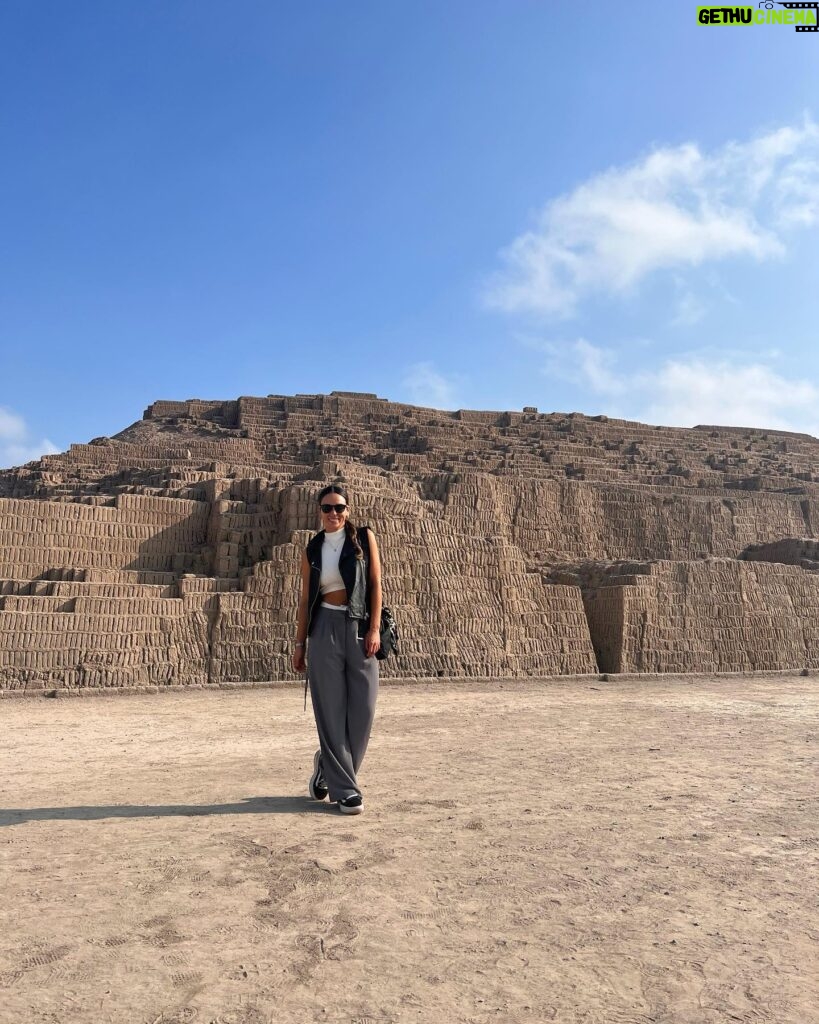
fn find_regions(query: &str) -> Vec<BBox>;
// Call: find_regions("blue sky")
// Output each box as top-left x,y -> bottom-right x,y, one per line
2,0 -> 818,468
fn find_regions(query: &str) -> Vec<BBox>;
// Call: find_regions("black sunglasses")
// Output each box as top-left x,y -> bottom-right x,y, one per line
320,503 -> 347,514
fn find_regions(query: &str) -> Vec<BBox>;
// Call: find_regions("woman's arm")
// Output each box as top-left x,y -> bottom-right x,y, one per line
364,529 -> 383,658
292,550 -> 310,673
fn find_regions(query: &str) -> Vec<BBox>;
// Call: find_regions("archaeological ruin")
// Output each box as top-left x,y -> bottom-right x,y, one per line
2,391 -> 819,692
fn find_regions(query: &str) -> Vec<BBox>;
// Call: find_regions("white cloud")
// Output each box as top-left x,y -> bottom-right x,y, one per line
643,359 -> 819,435
0,408 -> 26,442
542,340 -> 819,436
485,118 -> 819,317
670,291 -> 706,328
539,338 -> 625,396
401,362 -> 461,409
0,407 -> 60,469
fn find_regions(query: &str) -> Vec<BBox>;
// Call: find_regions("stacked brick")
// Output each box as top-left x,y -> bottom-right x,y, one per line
2,390 -> 819,690
0,601 -> 209,690
360,524 -> 596,679
210,539 -> 303,683
6,393 -> 819,502
581,559 -> 819,674
209,527 -> 597,683
437,476 -> 816,564
0,496 -> 209,578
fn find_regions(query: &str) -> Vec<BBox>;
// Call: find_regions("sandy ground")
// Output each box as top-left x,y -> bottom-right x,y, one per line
1,676 -> 817,1024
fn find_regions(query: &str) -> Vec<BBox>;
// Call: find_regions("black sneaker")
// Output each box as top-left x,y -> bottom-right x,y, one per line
337,794 -> 363,815
308,750 -> 328,801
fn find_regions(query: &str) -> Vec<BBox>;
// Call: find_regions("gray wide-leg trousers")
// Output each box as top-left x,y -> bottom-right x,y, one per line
307,607 -> 379,801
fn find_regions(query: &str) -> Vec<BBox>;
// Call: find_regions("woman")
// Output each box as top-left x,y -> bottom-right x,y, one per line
292,484 -> 382,815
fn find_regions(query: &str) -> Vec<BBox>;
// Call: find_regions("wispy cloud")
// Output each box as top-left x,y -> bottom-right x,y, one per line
401,362 -> 461,409
485,118 -> 819,318
541,340 -> 819,436
539,338 -> 626,396
642,358 -> 819,435
670,277 -> 707,328
0,407 -> 60,469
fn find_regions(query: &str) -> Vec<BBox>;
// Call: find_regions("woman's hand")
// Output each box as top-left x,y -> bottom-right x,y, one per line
364,627 -> 380,659
293,648 -> 306,673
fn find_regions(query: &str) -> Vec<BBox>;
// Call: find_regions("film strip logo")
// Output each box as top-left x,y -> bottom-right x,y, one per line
770,1 -> 819,31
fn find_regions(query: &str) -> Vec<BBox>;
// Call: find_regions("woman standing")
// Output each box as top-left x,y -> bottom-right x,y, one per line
292,485 -> 382,815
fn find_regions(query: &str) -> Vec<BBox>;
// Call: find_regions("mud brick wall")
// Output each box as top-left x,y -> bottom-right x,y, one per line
209,528 -> 597,684
441,476 -> 817,563
0,605 -> 209,690
3,390 -> 819,690
8,390 -> 819,505
0,496 -> 209,578
210,539 -> 303,684
584,559 -> 819,674
376,528 -> 596,679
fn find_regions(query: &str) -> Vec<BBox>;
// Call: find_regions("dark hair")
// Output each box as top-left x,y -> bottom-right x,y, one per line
317,484 -> 363,559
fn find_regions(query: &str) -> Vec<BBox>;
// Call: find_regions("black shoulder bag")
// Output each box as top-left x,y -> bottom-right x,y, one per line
358,526 -> 399,661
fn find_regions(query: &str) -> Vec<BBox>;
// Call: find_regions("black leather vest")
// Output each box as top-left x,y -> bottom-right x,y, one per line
305,526 -> 371,637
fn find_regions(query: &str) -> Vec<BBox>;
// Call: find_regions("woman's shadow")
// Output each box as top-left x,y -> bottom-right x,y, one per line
0,796 -> 339,826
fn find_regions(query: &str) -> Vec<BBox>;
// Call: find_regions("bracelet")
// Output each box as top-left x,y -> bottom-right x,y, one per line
294,641 -> 305,648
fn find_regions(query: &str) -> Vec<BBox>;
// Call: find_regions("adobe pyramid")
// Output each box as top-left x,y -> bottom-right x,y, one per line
2,391 -> 819,691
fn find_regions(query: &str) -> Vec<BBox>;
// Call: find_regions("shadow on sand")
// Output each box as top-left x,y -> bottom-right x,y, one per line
0,795 -> 338,826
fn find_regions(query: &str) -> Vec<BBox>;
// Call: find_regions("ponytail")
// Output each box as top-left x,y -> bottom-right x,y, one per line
344,518 -> 364,561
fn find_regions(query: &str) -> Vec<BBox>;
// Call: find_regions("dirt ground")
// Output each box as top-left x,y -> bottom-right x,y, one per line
1,675 -> 817,1024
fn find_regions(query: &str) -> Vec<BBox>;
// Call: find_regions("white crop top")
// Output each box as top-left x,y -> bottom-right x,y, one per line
320,529 -> 346,596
